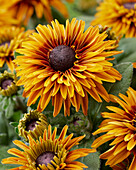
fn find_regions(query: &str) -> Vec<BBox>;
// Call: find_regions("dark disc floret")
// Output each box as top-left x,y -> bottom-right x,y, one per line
49,45 -> 76,71
123,2 -> 136,9
25,119 -> 39,131
36,151 -> 56,166
1,79 -> 13,90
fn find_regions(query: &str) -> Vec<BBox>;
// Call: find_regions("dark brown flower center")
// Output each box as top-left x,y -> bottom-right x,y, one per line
25,119 -> 39,131
0,41 -> 10,47
49,45 -> 76,71
1,79 -> 13,90
123,2 -> 136,9
36,152 -> 55,166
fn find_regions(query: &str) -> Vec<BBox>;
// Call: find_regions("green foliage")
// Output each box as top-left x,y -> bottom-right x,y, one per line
0,144 -> 18,170
88,62 -> 133,131
74,139 -> 100,170
83,152 -> 100,170
115,38 -> 136,63
0,112 -> 8,145
1,1 -> 136,170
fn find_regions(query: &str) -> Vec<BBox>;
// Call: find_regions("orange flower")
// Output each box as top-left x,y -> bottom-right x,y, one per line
92,87 -> 136,170
0,0 -> 18,27
2,125 -> 95,169
92,0 -> 136,37
15,18 -> 122,117
0,26 -> 33,72
3,0 -> 73,25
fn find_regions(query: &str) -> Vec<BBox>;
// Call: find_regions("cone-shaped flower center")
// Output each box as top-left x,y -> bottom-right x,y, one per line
123,2 -> 136,9
36,151 -> 55,166
25,119 -> 38,131
0,41 -> 10,47
49,45 -> 76,71
1,79 -> 13,89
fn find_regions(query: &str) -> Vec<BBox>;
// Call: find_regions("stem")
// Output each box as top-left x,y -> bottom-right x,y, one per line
15,96 -> 27,113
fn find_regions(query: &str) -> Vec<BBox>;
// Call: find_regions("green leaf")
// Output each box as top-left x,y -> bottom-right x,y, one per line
15,127 -> 19,134
14,51 -> 23,59
10,122 -> 18,127
1,97 -> 8,110
75,139 -> 100,170
88,62 -> 133,127
83,151 -> 100,170
115,38 -> 136,63
0,145 -> 18,169
5,98 -> 14,119
0,133 -> 7,137
107,62 -> 133,96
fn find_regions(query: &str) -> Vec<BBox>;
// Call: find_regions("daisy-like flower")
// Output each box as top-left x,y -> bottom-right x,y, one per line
0,1 -> 18,27
91,0 -> 136,38
18,110 -> 48,141
0,26 -> 33,72
91,87 -> 136,170
15,18 -> 122,117
0,12 -> 18,27
0,70 -> 18,96
3,0 -> 73,26
2,124 -> 96,169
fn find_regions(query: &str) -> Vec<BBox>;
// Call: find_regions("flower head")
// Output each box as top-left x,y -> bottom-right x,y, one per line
2,124 -> 96,169
0,26 -> 33,72
18,110 -> 48,141
92,0 -> 136,38
0,1 -> 18,27
3,0 -> 73,25
0,71 -> 18,96
91,87 -> 136,170
15,18 -> 122,117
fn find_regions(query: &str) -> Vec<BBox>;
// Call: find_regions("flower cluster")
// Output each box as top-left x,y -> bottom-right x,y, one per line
92,0 -> 136,37
1,0 -> 136,169
2,124 -> 96,169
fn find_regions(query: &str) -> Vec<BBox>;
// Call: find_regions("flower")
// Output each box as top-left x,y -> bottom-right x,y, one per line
0,11 -> 18,27
2,124 -> 96,169
18,110 -> 48,141
67,111 -> 91,138
91,0 -> 136,38
15,18 -> 122,117
3,0 -> 73,25
0,70 -> 18,96
0,1 -> 18,27
133,62 -> 136,68
0,26 -> 33,72
91,87 -> 136,170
